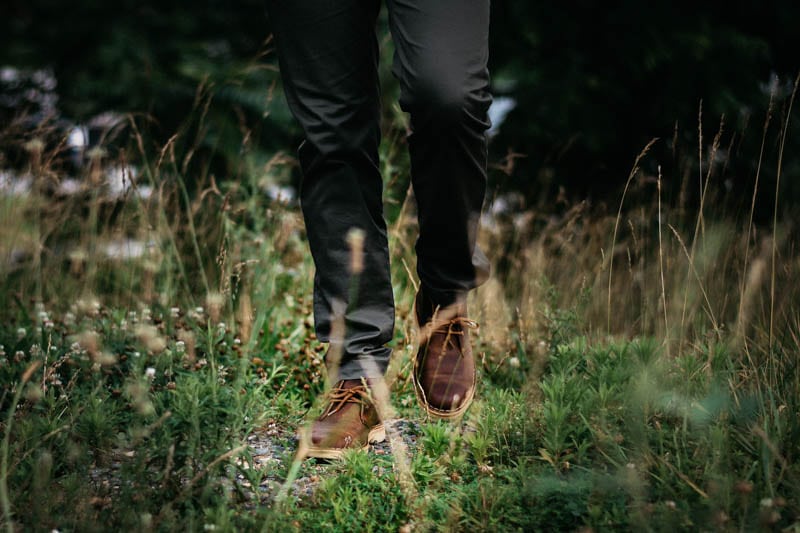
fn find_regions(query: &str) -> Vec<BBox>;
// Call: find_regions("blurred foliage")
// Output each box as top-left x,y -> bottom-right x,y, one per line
1,0 -> 798,213
489,1 -> 800,217
1,0 -> 296,180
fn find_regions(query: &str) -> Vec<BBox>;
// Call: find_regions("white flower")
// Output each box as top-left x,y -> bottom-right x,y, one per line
508,356 -> 521,368
17,328 -> 26,340
145,367 -> 156,379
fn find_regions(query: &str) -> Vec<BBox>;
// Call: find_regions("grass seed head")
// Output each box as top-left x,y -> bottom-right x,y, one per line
135,324 -> 167,353
207,291 -> 225,323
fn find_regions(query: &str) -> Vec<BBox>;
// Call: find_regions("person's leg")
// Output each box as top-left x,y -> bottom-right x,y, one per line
387,0 -> 491,418
267,0 -> 394,381
386,0 -> 492,309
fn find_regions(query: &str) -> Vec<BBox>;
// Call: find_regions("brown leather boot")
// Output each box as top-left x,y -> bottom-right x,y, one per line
413,290 -> 477,419
305,379 -> 386,459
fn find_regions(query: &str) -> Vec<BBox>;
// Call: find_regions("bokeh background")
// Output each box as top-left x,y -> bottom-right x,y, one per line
2,0 -> 798,217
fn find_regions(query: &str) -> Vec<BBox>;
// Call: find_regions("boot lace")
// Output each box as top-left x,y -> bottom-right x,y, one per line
428,317 -> 478,355
321,381 -> 369,418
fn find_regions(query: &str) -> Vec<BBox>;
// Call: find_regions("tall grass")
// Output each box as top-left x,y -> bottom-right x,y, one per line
1,73 -> 799,530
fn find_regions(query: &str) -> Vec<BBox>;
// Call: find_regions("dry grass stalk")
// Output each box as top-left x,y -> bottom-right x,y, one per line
608,138 -> 658,331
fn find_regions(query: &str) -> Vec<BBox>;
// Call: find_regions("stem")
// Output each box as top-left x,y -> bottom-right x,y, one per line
770,73 -> 799,348
1,362 -> 41,533
657,167 -> 669,356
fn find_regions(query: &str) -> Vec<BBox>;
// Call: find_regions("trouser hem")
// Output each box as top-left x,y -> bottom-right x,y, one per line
329,347 -> 393,381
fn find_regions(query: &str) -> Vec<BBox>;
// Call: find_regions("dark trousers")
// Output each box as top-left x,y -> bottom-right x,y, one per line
268,0 -> 491,380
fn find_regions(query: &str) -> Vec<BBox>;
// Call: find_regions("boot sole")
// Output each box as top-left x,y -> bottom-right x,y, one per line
412,371 -> 475,420
305,424 -> 386,460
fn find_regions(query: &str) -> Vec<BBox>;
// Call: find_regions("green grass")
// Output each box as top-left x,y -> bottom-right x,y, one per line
2,89 -> 800,531
3,298 -> 797,531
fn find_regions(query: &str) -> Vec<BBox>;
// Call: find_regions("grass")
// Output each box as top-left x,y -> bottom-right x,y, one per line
1,79 -> 800,531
